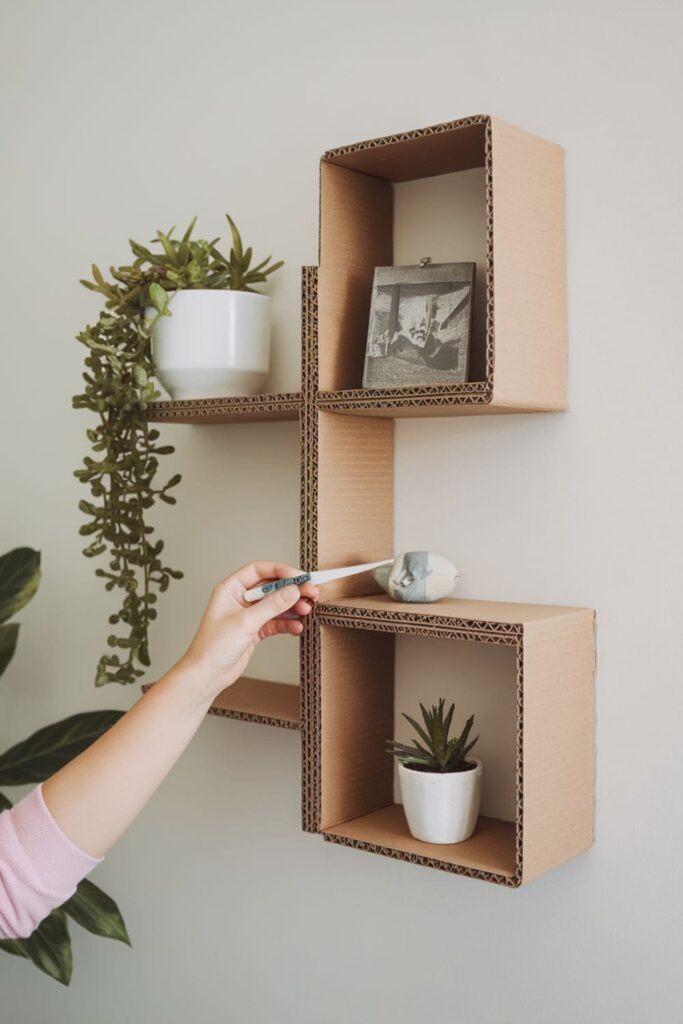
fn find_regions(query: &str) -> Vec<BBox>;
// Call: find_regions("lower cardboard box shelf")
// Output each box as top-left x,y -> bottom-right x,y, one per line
323,806 -> 516,880
314,594 -> 596,886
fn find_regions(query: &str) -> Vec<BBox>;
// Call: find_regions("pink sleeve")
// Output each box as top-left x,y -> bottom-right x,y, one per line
0,785 -> 102,940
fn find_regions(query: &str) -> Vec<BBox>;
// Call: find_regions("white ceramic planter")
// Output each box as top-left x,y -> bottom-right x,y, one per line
148,289 -> 271,399
398,758 -> 483,844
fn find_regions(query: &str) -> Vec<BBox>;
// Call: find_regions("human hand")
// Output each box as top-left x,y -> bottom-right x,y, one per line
176,561 -> 318,702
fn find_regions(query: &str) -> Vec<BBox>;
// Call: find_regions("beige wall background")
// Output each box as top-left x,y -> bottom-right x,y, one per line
1,1 -> 682,1020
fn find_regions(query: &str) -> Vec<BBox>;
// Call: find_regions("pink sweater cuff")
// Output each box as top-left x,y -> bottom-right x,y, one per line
13,785 -> 102,886
0,785 -> 102,939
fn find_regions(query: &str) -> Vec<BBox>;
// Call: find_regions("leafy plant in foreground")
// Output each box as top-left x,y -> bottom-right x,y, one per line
387,698 -> 478,773
0,548 -> 129,984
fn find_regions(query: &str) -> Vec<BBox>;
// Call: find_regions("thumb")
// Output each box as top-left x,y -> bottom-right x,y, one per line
241,584 -> 301,634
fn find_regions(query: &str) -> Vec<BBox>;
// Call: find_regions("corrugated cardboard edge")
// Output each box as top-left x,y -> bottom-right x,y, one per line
300,267 -> 321,831
147,393 -> 303,423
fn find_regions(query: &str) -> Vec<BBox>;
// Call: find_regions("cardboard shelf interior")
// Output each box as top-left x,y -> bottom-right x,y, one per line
324,806 -> 517,878
317,612 -> 522,878
146,392 -> 303,424
209,677 -> 300,729
318,120 -> 489,395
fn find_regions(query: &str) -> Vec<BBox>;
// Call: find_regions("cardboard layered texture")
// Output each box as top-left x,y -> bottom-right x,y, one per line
314,597 -> 594,886
209,677 -> 300,730
317,115 -> 566,416
147,392 -> 302,423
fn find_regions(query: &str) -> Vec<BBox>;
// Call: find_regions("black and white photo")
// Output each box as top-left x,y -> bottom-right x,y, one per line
362,262 -> 476,388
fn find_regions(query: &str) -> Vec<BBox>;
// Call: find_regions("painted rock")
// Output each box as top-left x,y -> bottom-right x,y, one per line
374,551 -> 460,603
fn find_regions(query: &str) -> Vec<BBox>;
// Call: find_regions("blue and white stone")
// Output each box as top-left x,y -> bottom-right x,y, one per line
373,551 -> 460,603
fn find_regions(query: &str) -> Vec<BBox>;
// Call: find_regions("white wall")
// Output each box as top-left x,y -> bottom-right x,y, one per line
1,1 -> 682,1021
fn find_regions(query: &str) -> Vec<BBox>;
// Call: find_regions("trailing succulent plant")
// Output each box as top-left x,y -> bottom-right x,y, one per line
0,548 -> 129,985
387,698 -> 478,773
74,216 -> 284,686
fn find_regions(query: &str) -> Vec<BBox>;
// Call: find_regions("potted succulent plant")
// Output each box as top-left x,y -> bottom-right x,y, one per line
388,699 -> 482,844
141,215 -> 284,399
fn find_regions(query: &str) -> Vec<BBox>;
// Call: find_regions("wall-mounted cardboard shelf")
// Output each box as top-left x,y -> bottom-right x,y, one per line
143,677 -> 300,730
313,596 -> 595,887
317,115 -> 567,417
140,116 -> 594,886
209,677 -> 300,730
147,392 -> 302,424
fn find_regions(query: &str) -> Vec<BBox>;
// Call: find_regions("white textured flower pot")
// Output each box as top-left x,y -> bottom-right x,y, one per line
398,759 -> 483,844
148,289 -> 270,399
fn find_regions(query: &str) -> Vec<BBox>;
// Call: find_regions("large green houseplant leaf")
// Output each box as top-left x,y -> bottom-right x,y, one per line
0,547 -> 130,985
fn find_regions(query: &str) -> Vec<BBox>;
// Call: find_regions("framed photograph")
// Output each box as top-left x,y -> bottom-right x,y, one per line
362,262 -> 476,389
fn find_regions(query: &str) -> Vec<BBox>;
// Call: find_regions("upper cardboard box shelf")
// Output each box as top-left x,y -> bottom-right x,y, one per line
146,392 -> 302,424
317,115 -> 567,417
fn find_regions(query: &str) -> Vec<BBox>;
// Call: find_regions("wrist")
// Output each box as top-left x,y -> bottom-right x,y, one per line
164,654 -> 220,711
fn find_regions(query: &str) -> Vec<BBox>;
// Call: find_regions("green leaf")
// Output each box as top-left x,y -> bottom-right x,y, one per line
63,879 -> 130,946
0,791 -> 13,811
225,214 -> 243,261
402,713 -> 432,752
0,622 -> 20,679
0,548 -> 41,624
0,909 -> 73,985
181,216 -> 197,243
148,283 -> 169,314
0,710 -> 124,785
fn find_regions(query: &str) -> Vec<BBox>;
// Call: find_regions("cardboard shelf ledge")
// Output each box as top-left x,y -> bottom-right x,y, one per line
323,806 -> 518,880
317,593 -> 591,632
146,392 -> 303,424
209,677 -> 300,729
142,676 -> 300,729
316,383 -> 500,418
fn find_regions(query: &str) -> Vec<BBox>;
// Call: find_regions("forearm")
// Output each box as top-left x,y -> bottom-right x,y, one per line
42,660 -> 211,859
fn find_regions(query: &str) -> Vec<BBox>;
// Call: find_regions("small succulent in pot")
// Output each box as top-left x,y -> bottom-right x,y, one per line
388,699 -> 483,844
140,215 -> 285,400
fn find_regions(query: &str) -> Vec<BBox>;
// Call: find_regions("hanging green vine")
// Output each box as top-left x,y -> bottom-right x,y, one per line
73,216 -> 283,686
73,250 -> 181,686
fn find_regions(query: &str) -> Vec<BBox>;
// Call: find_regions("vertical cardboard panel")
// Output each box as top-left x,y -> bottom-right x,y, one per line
321,625 -> 394,829
490,117 -> 567,410
521,610 -> 595,882
319,162 -> 393,391
317,411 -> 394,600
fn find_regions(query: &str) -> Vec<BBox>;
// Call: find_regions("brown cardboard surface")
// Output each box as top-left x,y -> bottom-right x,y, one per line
316,411 -> 393,601
489,117 -> 567,410
317,113 -> 567,415
319,594 -> 591,628
142,677 -> 300,730
319,163 -> 392,391
320,625 -> 394,829
520,611 -> 595,882
209,677 -> 300,729
324,806 -> 517,879
147,393 -> 302,423
323,118 -> 487,182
